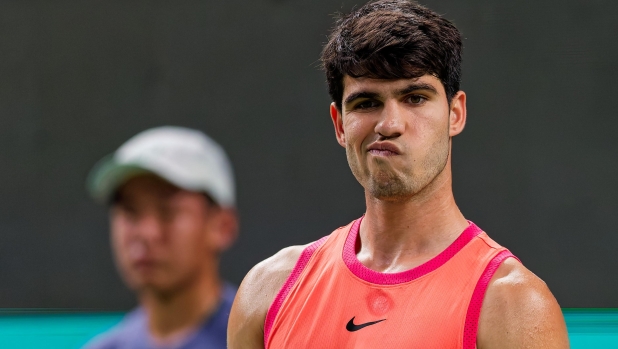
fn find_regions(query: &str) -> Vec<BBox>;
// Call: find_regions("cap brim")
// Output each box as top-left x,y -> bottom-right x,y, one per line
87,154 -> 151,204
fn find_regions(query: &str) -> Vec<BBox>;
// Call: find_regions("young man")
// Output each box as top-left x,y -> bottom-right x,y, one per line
84,126 -> 239,349
228,1 -> 569,348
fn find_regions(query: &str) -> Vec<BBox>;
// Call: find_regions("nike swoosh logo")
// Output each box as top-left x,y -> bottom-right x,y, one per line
345,316 -> 386,332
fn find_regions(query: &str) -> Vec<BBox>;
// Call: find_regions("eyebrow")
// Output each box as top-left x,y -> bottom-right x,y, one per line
343,82 -> 439,106
395,83 -> 439,96
343,91 -> 380,106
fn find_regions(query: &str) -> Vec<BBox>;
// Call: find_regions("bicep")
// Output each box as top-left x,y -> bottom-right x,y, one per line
477,259 -> 569,349
227,270 -> 267,349
227,306 -> 264,348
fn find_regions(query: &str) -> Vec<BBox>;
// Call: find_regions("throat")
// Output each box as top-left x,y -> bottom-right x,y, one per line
355,214 -> 468,274
356,235 -> 445,273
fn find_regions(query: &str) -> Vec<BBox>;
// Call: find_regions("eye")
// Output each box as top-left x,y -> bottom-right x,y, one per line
406,94 -> 427,105
114,204 -> 140,223
353,99 -> 380,110
118,204 -> 137,216
158,205 -> 178,223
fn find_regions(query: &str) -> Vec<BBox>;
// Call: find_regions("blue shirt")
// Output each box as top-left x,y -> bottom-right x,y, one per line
83,283 -> 236,349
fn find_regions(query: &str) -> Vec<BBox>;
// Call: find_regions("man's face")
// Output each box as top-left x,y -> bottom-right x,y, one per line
331,74 -> 466,201
110,175 -> 216,295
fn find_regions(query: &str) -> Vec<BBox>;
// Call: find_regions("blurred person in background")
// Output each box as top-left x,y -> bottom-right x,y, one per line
83,126 -> 238,349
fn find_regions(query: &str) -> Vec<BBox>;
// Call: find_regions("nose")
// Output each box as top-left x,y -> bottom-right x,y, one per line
132,213 -> 164,243
374,100 -> 405,139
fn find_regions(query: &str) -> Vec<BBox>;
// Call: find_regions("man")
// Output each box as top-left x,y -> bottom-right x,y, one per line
228,1 -> 569,348
84,126 -> 238,349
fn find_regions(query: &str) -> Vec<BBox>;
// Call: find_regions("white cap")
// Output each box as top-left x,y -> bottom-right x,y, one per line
87,126 -> 235,207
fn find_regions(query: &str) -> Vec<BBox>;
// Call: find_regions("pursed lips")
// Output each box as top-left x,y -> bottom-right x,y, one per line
132,258 -> 157,270
366,142 -> 401,157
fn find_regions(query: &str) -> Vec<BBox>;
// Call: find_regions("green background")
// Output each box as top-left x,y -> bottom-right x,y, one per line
0,309 -> 616,348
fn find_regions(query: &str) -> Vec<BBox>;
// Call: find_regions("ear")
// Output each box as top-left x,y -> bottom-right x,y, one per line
449,91 -> 467,137
330,103 -> 346,147
207,208 -> 239,252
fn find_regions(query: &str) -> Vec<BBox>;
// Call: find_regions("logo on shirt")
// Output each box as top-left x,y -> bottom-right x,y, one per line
345,316 -> 386,332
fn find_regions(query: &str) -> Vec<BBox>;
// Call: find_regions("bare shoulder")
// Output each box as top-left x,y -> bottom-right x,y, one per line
233,244 -> 306,319
477,258 -> 570,349
227,244 -> 307,349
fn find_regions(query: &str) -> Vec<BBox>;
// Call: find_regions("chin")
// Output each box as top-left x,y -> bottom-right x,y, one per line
368,180 -> 411,200
125,271 -> 170,292
133,281 -> 178,296
366,170 -> 429,201
370,188 -> 415,202
127,277 -> 158,291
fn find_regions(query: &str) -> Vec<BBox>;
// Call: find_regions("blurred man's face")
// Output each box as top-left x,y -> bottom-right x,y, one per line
110,175 -> 217,296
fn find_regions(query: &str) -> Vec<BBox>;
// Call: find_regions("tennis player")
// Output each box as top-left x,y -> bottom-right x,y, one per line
228,1 -> 569,348
84,126 -> 238,349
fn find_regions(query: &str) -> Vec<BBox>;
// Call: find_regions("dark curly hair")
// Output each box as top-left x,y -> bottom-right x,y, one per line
321,0 -> 463,110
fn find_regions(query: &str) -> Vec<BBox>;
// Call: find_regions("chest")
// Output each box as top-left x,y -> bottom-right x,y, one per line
267,265 -> 477,349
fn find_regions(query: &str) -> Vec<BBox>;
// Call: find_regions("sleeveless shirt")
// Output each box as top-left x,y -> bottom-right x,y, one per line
264,218 -> 517,349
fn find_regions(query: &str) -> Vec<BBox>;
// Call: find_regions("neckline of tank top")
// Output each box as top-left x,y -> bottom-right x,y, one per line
342,217 -> 483,285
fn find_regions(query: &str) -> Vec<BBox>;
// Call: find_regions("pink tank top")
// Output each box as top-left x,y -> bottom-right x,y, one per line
264,218 -> 517,348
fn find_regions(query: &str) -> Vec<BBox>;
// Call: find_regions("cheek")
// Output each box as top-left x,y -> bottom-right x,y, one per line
110,218 -> 129,257
172,214 -> 203,240
169,215 -> 207,255
413,110 -> 450,145
109,220 -> 136,279
344,116 -> 372,149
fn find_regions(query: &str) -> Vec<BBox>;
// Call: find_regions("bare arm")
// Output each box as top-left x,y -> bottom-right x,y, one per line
227,245 -> 305,349
477,258 -> 570,349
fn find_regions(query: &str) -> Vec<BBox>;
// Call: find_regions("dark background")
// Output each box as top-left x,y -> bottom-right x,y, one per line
0,0 -> 616,309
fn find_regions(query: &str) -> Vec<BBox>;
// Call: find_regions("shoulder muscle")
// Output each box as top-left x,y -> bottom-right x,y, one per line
477,258 -> 569,349
227,244 -> 306,349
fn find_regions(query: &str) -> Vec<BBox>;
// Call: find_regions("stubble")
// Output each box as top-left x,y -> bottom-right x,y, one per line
346,134 -> 450,202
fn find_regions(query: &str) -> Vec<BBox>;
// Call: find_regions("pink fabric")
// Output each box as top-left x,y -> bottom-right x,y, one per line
462,250 -> 519,349
263,235 -> 329,348
342,217 -> 483,285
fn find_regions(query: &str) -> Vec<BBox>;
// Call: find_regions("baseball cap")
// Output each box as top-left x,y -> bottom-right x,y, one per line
87,126 -> 235,207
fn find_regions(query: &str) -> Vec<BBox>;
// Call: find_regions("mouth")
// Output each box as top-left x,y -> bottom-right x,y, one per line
367,142 -> 400,157
132,258 -> 158,271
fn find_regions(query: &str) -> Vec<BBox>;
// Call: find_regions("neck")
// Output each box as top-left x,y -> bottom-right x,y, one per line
359,160 -> 468,273
139,259 -> 222,342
